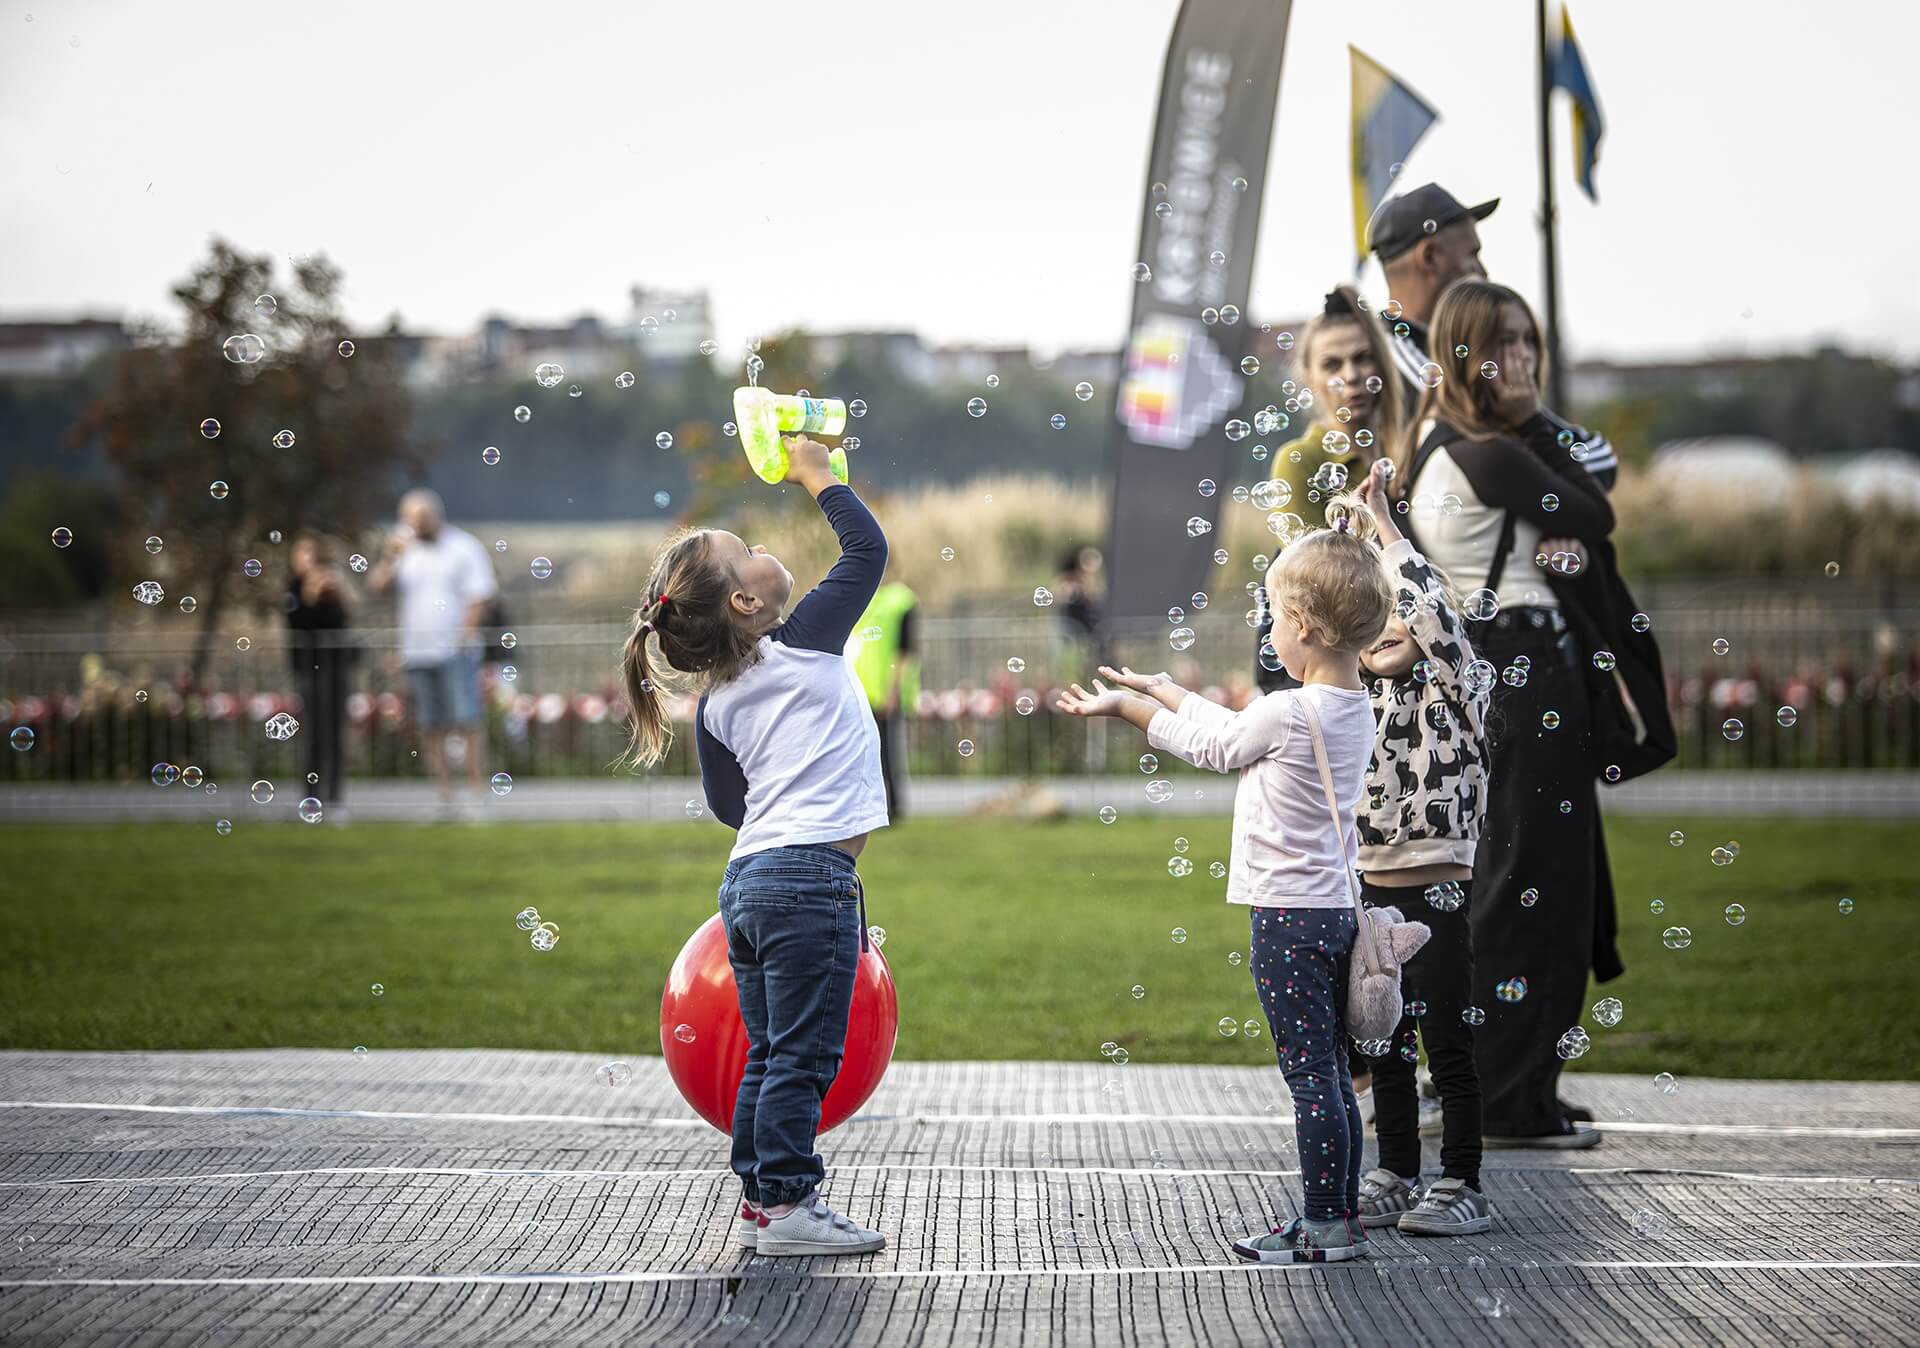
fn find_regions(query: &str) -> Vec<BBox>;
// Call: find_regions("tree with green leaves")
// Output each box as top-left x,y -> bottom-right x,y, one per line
70,239 -> 434,681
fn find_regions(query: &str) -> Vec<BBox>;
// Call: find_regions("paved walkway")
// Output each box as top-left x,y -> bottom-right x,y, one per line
0,1051 -> 1914,1345
6,770 -> 1919,823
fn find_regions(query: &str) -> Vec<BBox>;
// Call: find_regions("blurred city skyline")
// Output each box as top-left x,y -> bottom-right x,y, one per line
4,0 -> 1917,363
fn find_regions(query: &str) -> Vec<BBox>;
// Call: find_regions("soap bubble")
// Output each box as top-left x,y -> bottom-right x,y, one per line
530,556 -> 553,580
1213,548 -> 1230,565
370,982 -> 384,997
531,922 -> 560,952
51,526 -> 73,548
200,418 -> 222,439
481,446 -> 500,466
1014,695 -> 1036,715
1668,830 -> 1684,847
685,799 -> 705,819
1520,886 -> 1540,907
1210,861 -> 1226,878
1185,516 -> 1212,538
514,405 -> 531,423
1171,927 -> 1188,944
243,559 -> 262,577
180,765 -> 204,788
1406,1000 -> 1427,1017
254,293 -> 277,318
133,580 -> 165,605
10,726 -> 34,751
221,333 -> 266,364
150,761 -> 178,786
1541,710 -> 1561,730
941,547 -> 956,562
250,780 -> 275,804
1649,899 -> 1665,915
1541,492 -> 1560,512
1661,926 -> 1693,949
490,772 -> 513,797
1424,881 -> 1465,912
298,796 -> 323,824
1098,805 -> 1118,824
515,906 -> 541,931
1711,845 -> 1735,866
1495,977 -> 1528,1003
1630,1208 -> 1669,1239
654,431 -> 673,450
215,818 -> 231,835
1711,637 -> 1730,656
1462,1006 -> 1487,1026
1631,612 -> 1652,633
1048,413 -> 1067,431
598,1061 -> 633,1088
1073,381 -> 1095,402
1145,779 -> 1173,804
1654,1071 -> 1677,1094
614,371 -> 635,389
272,429 -> 296,450
534,362 -> 565,387
1592,996 -> 1624,1028
1839,897 -> 1855,915
1130,984 -> 1146,1000
1167,856 -> 1193,877
867,925 -> 887,949
1555,1026 -> 1591,1060
1418,361 -> 1443,389
338,340 -> 355,358
264,712 -> 300,740
1198,478 -> 1217,497
1138,753 -> 1159,774
1006,656 -> 1026,674
673,1024 -> 697,1044
1724,903 -> 1746,926
1169,626 -> 1196,651
1217,1017 -> 1239,1038
1592,650 -> 1616,672
347,553 -> 368,574
957,739 -> 975,757
1239,355 -> 1260,376
966,397 -> 988,417
1721,718 -> 1745,741
1776,705 -> 1798,727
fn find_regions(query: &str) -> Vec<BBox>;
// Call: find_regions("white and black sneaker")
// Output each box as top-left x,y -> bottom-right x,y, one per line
1357,1168 -> 1422,1228
1397,1177 -> 1493,1236
755,1194 -> 886,1256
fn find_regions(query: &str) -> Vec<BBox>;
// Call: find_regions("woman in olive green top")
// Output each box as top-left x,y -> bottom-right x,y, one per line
1268,285 -> 1408,517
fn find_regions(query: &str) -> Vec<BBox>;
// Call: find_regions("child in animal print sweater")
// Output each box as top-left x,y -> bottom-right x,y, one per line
1348,462 -> 1494,1237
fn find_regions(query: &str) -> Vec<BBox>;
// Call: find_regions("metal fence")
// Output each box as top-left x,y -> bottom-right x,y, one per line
2,579 -> 1916,787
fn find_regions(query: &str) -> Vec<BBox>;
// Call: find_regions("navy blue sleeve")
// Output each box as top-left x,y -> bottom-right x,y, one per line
694,697 -> 747,830
771,483 -> 888,654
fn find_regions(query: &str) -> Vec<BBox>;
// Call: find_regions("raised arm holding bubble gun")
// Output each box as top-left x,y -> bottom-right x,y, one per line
619,432 -> 889,1257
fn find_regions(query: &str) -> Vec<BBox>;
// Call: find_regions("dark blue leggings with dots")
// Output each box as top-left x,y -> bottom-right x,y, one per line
1250,906 -> 1363,1222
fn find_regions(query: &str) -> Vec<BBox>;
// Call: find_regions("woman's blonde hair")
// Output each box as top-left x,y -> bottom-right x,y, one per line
618,530 -> 763,769
1292,284 -> 1408,474
1388,278 -> 1546,490
1266,529 -> 1394,655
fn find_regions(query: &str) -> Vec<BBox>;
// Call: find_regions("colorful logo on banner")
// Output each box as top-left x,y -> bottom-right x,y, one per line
1117,314 -> 1241,451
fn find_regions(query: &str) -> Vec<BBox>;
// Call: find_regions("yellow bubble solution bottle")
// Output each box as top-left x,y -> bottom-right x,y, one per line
732,388 -> 849,485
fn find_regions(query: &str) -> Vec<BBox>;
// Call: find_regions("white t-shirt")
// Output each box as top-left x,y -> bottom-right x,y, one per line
1148,684 -> 1375,908
393,525 -> 499,667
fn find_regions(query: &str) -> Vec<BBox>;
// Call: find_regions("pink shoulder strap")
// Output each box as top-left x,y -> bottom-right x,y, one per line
1297,692 -> 1384,977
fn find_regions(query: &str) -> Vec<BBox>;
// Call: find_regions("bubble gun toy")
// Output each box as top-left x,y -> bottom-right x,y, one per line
732,388 -> 849,485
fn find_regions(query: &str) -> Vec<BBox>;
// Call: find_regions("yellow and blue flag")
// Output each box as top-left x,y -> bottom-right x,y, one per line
1349,46 -> 1439,265
1551,5 -> 1605,201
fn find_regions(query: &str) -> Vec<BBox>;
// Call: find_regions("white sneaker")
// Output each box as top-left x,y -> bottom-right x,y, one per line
755,1194 -> 886,1256
736,1199 -> 761,1249
1354,1085 -> 1376,1126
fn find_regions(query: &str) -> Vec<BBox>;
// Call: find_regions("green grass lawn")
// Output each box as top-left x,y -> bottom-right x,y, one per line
5,814 -> 1912,1080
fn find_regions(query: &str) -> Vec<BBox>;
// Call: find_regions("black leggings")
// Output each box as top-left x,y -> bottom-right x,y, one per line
1362,879 -> 1482,1190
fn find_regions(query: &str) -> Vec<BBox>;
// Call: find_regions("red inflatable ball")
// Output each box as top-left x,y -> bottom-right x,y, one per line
659,913 -> 898,1136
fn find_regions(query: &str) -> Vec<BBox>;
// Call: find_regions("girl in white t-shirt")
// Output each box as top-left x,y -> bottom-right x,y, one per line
1057,528 -> 1394,1264
618,436 -> 889,1258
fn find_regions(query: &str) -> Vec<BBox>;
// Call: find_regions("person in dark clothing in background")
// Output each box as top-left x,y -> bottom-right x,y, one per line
286,535 -> 355,811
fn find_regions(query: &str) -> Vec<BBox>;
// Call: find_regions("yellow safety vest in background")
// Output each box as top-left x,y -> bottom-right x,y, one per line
851,581 -> 919,712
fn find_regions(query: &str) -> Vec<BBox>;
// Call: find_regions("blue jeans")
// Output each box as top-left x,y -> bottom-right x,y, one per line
1250,906 -> 1363,1222
717,844 -> 864,1207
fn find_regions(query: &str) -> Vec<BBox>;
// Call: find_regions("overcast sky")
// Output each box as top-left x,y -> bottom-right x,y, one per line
4,0 -> 1915,365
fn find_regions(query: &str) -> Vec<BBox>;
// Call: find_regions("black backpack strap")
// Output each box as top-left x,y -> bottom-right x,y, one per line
1400,422 -> 1518,598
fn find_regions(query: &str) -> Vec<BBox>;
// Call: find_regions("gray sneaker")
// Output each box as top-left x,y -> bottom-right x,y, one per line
1397,1177 -> 1493,1236
755,1194 -> 886,1256
1357,1168 -> 1422,1228
1231,1215 -> 1365,1264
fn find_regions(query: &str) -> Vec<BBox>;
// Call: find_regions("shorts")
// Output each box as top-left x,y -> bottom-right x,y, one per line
406,653 -> 481,728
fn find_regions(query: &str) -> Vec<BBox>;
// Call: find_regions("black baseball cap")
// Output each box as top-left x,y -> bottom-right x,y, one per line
1368,184 -> 1499,262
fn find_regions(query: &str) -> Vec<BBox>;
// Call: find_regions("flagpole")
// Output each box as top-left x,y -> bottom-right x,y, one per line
1535,0 -> 1568,412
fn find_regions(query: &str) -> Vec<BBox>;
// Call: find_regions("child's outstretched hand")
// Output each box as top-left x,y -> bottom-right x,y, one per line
1098,665 -> 1170,693
1055,679 -> 1132,718
1356,459 -> 1404,544
782,434 -> 835,488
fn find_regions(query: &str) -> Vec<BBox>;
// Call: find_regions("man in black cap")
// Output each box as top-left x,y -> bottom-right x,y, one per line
1369,183 -> 1616,485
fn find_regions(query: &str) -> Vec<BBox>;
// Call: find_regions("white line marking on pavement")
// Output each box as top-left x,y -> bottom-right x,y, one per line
4,1099 -> 1918,1139
5,1162 -> 1911,1191
2,1260 -> 1918,1291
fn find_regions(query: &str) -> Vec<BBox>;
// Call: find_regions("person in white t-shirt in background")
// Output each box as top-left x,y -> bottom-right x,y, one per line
370,489 -> 499,812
